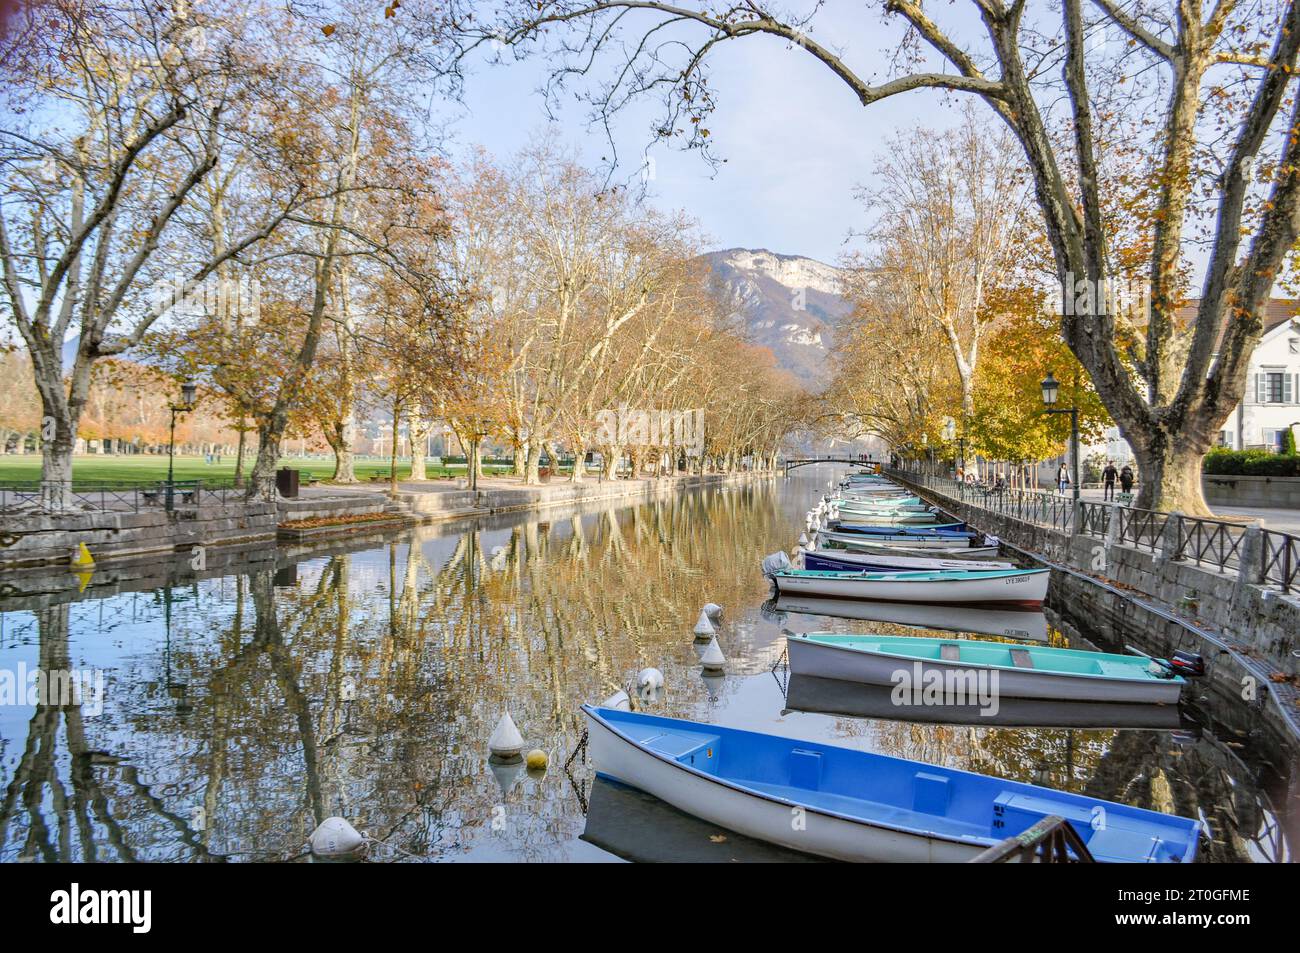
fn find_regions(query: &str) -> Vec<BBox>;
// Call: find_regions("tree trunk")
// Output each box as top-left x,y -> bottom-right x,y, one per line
1133,442 -> 1209,514
408,412 -> 429,481
324,418 -> 358,483
38,420 -> 74,511
525,442 -> 540,485
247,421 -> 283,502
234,419 -> 248,489
470,437 -> 483,483
31,347 -> 91,510
389,410 -> 400,497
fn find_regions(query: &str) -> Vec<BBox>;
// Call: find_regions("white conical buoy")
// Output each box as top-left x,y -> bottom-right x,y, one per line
693,609 -> 716,640
798,532 -> 809,546
700,636 -> 726,673
489,711 -> 525,763
703,602 -> 723,621
309,817 -> 366,858
601,689 -> 632,711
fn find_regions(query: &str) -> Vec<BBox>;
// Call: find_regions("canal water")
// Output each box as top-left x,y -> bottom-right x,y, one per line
0,472 -> 1291,862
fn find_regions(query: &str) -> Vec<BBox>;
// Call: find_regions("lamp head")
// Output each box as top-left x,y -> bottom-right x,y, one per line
1040,371 -> 1060,407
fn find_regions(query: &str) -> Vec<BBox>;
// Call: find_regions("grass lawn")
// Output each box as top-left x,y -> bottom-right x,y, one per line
0,454 -> 518,487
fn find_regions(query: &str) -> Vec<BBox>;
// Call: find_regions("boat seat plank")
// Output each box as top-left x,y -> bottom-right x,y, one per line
1009,649 -> 1034,669
789,749 -> 823,790
940,644 -> 961,661
1086,828 -> 1162,863
637,729 -> 720,760
1095,659 -> 1146,679
744,780 -> 987,839
913,772 -> 951,815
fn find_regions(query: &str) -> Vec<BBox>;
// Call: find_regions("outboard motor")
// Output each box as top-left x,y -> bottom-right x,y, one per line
1150,651 -> 1206,679
1168,651 -> 1206,677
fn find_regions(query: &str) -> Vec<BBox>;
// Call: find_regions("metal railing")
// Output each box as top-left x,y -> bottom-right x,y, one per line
970,815 -> 1095,863
1261,530 -> 1299,593
0,480 -> 247,515
888,466 -> 1300,593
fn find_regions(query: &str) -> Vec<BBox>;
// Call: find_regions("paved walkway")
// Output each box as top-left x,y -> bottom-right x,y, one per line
1041,486 -> 1300,534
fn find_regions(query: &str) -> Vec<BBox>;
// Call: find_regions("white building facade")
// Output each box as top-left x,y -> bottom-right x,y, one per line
1222,315 -> 1300,451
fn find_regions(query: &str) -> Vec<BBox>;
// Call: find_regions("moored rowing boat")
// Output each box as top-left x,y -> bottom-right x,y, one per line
767,566 -> 1050,605
786,633 -> 1185,703
582,705 -> 1200,862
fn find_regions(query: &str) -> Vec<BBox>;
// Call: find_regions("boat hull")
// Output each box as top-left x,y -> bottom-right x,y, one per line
786,637 -> 1183,704
772,569 -> 1049,605
771,595 -> 1049,641
784,675 -> 1186,729
584,710 -> 987,862
832,521 -> 970,536
583,706 -> 1199,863
831,512 -> 940,525
817,530 -> 984,551
802,550 -> 1015,573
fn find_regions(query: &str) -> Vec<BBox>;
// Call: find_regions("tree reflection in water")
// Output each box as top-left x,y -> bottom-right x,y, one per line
0,479 -> 1291,862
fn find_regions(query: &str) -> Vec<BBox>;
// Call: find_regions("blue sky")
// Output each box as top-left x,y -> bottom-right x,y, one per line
436,14 -> 971,265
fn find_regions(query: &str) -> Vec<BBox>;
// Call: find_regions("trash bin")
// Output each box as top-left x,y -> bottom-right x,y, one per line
276,468 -> 300,498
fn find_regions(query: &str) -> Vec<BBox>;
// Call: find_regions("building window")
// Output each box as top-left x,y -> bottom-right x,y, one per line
1263,430 -> 1288,452
1290,338 -> 1300,354
1217,430 -> 1232,448
1257,371 -> 1294,404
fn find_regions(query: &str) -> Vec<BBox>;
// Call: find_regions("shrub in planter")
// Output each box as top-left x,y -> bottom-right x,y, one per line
1202,448 -> 1300,476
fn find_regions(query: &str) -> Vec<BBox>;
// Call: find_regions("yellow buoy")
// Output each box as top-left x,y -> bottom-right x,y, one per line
71,542 -> 95,568
525,749 -> 548,771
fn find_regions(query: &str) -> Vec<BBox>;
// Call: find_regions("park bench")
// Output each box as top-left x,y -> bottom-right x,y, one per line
141,485 -> 197,506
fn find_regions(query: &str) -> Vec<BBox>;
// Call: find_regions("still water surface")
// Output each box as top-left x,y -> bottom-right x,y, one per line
0,473 -> 1291,862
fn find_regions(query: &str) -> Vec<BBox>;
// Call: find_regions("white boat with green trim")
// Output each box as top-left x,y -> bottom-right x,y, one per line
768,567 -> 1049,605
786,634 -> 1187,704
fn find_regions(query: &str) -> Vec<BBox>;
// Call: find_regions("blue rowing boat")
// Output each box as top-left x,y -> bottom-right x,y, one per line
582,706 -> 1201,862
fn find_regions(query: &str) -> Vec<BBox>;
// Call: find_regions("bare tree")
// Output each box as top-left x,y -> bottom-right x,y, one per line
445,0 -> 1300,513
864,108 -> 1028,418
0,2 -> 311,507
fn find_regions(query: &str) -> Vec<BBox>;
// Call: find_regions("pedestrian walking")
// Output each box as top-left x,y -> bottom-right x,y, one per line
1119,464 -> 1135,495
1057,463 -> 1069,495
1102,460 -> 1118,501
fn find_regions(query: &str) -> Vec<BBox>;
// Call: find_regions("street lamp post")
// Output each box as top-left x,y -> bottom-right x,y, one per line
166,380 -> 198,511
1040,372 -> 1080,504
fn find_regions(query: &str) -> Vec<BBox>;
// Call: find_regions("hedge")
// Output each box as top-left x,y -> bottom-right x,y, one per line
1202,448 -> 1300,476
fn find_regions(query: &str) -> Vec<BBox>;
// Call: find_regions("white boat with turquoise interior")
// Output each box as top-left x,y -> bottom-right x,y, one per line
786,634 -> 1186,704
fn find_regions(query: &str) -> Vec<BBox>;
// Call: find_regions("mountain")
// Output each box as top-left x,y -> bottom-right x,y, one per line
700,248 -> 854,391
